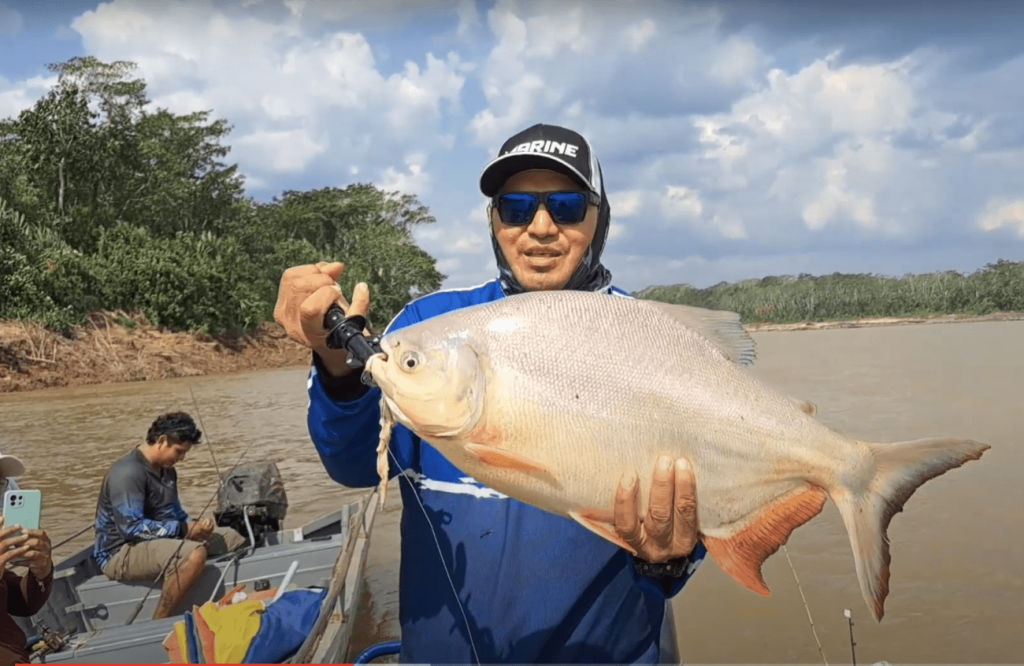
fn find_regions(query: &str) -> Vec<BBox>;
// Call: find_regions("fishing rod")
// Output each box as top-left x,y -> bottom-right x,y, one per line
188,384 -> 222,482
124,393 -> 259,626
845,609 -> 858,666
52,525 -> 93,551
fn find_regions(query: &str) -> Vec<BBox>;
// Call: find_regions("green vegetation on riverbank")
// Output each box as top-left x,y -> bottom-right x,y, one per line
1,57 -> 443,335
637,260 -> 1024,323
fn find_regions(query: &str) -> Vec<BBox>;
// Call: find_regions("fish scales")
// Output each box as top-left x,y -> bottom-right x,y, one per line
436,292 -> 842,523
367,290 -> 989,621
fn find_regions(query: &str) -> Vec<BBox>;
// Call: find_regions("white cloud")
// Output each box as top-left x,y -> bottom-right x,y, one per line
609,190 -> 644,218
706,34 -> 763,87
607,222 -> 628,241
241,173 -> 268,190
801,159 -> 879,231
943,118 -> 990,153
978,198 -> 1024,238
436,257 -> 462,274
411,200 -> 495,288
454,231 -> 488,253
661,186 -> 704,222
519,5 -> 589,59
386,53 -> 466,131
468,1 -> 765,151
284,0 -> 306,19
468,71 -> 546,147
69,0 -> 465,192
710,212 -> 748,240
234,129 -> 327,173
0,75 -> 55,120
625,19 -> 656,53
681,51 -> 992,238
380,153 -> 431,196
693,54 -> 920,168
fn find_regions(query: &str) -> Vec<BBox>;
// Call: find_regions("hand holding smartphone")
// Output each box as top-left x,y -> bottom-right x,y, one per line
3,489 -> 42,567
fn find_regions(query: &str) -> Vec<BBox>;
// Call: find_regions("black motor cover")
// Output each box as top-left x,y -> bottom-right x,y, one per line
214,463 -> 288,545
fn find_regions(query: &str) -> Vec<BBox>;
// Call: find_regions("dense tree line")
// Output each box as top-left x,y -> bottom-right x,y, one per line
638,260 -> 1024,322
0,57 -> 444,335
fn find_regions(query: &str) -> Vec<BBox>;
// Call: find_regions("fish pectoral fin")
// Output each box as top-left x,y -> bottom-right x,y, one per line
643,301 -> 756,366
465,443 -> 550,474
568,509 -> 637,556
703,484 -> 827,596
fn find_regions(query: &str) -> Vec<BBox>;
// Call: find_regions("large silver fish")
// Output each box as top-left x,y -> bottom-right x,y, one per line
365,290 -> 989,621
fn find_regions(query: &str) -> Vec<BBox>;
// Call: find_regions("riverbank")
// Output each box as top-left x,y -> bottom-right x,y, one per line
3,309 -> 1023,393
743,310 -> 1024,332
0,310 -> 310,393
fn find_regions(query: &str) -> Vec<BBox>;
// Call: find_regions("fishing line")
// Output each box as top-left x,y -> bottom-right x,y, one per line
386,446 -> 482,666
188,384 -> 223,482
782,544 -> 828,666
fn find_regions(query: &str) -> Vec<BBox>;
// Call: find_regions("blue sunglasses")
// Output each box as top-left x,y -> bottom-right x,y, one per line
492,191 -> 601,226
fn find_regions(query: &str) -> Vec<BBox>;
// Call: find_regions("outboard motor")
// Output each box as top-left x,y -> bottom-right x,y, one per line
214,463 -> 288,548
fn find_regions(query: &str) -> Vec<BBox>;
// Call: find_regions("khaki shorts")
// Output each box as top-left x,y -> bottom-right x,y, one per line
102,526 -> 246,582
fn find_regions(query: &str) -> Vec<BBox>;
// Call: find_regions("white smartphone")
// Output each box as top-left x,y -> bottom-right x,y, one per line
3,489 -> 42,564
3,489 -> 41,530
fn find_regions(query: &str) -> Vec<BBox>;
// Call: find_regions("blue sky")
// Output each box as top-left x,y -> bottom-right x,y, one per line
1,0 -> 1022,293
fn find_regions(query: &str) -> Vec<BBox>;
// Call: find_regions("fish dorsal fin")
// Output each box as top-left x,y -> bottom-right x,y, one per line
645,301 -> 757,366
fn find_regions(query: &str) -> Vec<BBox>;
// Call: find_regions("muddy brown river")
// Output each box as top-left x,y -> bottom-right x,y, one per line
0,321 -> 1021,663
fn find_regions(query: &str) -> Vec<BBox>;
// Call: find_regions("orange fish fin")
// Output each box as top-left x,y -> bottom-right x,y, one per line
703,484 -> 827,596
465,443 -> 550,474
568,509 -> 638,556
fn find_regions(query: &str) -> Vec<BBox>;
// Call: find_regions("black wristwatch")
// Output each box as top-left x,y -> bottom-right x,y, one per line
632,553 -> 692,581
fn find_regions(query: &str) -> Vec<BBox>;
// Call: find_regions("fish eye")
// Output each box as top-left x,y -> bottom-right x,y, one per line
400,351 -> 425,372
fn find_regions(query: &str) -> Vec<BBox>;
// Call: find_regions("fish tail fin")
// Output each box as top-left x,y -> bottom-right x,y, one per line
835,437 -> 990,622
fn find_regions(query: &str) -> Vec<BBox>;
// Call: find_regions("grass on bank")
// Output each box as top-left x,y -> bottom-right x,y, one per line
635,259 -> 1024,324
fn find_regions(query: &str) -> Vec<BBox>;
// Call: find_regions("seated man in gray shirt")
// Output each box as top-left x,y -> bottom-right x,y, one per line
93,412 -> 244,619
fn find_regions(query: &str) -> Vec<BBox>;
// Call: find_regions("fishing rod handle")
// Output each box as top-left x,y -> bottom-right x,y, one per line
323,304 -> 348,349
323,304 -> 381,370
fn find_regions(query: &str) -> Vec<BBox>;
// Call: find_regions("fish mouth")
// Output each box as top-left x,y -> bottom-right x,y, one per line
364,350 -> 390,389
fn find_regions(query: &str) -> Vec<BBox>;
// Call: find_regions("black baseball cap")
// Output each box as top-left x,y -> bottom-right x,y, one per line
479,124 -> 603,197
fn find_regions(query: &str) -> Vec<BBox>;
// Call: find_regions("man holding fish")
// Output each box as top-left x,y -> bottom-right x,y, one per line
275,124 -> 703,663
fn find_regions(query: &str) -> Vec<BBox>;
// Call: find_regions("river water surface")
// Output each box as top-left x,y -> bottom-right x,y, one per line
0,321 -> 1020,663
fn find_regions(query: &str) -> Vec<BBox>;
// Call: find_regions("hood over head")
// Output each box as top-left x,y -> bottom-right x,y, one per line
479,123 -> 613,295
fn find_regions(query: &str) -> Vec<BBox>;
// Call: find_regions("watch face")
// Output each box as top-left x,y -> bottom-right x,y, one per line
634,555 -> 690,580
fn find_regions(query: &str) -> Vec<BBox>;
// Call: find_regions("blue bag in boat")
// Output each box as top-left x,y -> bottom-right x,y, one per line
243,587 -> 329,663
